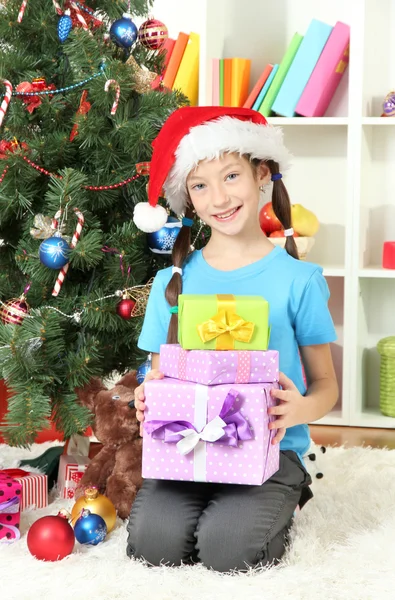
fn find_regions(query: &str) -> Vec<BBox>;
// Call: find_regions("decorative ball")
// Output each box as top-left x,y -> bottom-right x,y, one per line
39,236 -> 70,269
116,297 -> 136,320
136,357 -> 152,385
71,487 -> 116,533
147,216 -> 182,254
110,13 -> 138,49
382,91 -> 395,117
58,12 -> 73,43
138,18 -> 168,50
0,298 -> 29,325
73,509 -> 107,545
27,513 -> 75,561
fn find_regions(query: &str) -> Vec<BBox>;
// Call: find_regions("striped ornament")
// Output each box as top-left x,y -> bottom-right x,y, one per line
138,18 -> 168,50
0,298 -> 29,325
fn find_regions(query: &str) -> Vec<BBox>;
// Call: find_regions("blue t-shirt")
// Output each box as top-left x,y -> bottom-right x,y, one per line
138,246 -> 337,461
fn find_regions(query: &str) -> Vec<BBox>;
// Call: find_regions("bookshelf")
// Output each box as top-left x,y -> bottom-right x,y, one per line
151,0 -> 395,430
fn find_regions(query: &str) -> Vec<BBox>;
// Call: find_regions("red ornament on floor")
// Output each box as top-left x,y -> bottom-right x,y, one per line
116,297 -> 136,320
27,512 -> 75,561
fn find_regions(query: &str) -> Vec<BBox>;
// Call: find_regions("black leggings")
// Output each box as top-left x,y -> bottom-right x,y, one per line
126,450 -> 312,573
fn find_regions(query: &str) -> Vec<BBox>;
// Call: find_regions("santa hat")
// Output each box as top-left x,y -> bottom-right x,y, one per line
133,106 -> 292,233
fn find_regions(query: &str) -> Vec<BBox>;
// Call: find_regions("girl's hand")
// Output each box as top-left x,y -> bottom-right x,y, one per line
268,372 -> 306,445
134,369 -> 164,436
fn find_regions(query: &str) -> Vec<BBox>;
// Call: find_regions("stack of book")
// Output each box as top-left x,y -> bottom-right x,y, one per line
211,19 -> 350,117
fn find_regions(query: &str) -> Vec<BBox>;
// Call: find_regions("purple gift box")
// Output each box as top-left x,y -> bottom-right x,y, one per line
159,344 -> 279,386
143,377 -> 280,485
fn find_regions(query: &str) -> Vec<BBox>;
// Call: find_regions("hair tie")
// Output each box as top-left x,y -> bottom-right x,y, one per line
271,173 -> 283,181
169,306 -> 178,314
172,266 -> 182,276
182,217 -> 194,227
284,228 -> 294,237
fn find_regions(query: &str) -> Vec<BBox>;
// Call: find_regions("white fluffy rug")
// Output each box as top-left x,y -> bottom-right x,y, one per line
1,442 -> 395,600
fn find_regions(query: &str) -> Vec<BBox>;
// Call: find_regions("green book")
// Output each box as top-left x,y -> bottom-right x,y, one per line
219,59 -> 225,106
259,32 -> 304,117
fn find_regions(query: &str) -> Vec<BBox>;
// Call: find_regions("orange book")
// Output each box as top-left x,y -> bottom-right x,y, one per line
223,58 -> 233,106
151,38 -> 176,89
230,58 -> 251,107
243,64 -> 273,108
162,32 -> 189,89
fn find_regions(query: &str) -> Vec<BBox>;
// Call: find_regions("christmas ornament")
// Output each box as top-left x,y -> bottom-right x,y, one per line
147,216 -> 182,254
15,78 -> 56,114
71,487 -> 116,532
0,79 -> 13,128
52,207 -> 85,297
382,91 -> 395,117
39,235 -> 70,269
116,296 -> 136,320
0,296 -> 29,326
69,90 -> 92,141
73,509 -> 107,545
27,512 -> 75,561
110,13 -> 138,50
65,0 -> 103,32
104,79 -> 121,115
58,10 -> 73,42
30,213 -> 66,240
136,357 -> 152,385
126,55 -> 157,94
0,139 -> 28,160
138,18 -> 168,50
17,0 -> 28,23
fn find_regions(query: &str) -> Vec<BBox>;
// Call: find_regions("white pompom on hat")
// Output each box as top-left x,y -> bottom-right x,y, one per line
133,106 -> 292,232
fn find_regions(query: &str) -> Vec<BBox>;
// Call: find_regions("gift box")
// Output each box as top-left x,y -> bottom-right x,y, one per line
10,469 -> 48,510
159,344 -> 279,386
0,473 -> 22,542
178,294 -> 270,350
57,454 -> 90,500
143,378 -> 279,485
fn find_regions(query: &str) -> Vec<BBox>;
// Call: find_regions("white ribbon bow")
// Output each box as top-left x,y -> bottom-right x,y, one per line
176,416 -> 227,456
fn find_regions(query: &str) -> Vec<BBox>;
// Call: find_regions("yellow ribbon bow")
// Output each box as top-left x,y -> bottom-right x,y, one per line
197,295 -> 255,350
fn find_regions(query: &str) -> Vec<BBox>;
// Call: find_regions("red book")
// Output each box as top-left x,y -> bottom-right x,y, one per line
243,64 -> 273,108
151,38 -> 176,89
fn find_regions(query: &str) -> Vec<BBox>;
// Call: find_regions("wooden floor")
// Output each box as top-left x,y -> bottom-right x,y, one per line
310,425 -> 395,449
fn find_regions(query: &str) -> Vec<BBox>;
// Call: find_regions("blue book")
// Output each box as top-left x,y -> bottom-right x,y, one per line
252,64 -> 279,111
272,19 -> 333,117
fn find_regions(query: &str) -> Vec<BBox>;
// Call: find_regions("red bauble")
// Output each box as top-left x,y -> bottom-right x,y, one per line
0,298 -> 29,325
27,514 -> 75,561
259,202 -> 282,235
116,298 -> 136,320
138,19 -> 168,50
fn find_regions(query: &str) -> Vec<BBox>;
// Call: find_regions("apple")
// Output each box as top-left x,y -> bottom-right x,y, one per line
269,230 -> 300,238
259,202 -> 282,234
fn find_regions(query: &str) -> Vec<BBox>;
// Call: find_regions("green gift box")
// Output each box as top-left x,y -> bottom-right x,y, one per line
178,294 -> 270,350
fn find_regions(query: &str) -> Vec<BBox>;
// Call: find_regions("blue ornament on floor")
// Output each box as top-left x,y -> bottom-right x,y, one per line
110,13 -> 138,49
39,236 -> 70,269
148,216 -> 182,254
74,509 -> 107,546
58,11 -> 73,43
136,357 -> 152,385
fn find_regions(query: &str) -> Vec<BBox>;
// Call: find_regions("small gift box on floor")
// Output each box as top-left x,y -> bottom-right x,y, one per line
7,469 -> 48,510
57,455 -> 90,500
143,378 -> 279,485
178,294 -> 270,350
0,473 -> 22,542
160,344 -> 279,386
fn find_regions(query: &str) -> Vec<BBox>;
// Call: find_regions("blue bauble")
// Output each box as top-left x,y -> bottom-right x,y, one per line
147,217 -> 182,254
110,13 -> 138,49
58,14 -> 73,43
74,510 -> 107,546
39,236 -> 70,269
136,357 -> 152,385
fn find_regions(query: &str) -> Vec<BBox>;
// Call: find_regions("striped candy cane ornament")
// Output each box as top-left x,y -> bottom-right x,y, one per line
52,208 -> 85,297
69,1 -> 91,33
104,79 -> 121,115
0,80 -> 13,129
17,0 -> 28,22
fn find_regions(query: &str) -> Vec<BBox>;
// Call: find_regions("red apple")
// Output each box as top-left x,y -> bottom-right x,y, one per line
259,202 -> 282,234
269,230 -> 300,238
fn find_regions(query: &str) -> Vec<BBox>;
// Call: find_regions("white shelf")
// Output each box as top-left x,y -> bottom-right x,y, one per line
315,409 -> 347,426
351,407 -> 395,429
267,117 -> 349,126
362,117 -> 395,125
358,267 -> 395,278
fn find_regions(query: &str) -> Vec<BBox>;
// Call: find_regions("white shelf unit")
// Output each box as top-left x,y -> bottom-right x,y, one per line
152,0 -> 395,429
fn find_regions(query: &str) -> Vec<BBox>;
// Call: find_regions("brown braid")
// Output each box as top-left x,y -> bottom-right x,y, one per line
165,205 -> 195,344
264,159 -> 299,260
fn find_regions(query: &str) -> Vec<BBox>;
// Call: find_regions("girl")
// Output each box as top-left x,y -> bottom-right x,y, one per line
127,106 -> 338,572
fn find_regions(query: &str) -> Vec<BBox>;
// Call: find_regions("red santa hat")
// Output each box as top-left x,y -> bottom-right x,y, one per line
133,106 -> 292,233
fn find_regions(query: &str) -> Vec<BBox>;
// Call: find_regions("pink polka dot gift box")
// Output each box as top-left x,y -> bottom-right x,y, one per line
143,378 -> 280,485
159,344 -> 279,386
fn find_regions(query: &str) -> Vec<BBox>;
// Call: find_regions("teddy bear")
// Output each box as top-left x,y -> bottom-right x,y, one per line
74,371 -> 142,519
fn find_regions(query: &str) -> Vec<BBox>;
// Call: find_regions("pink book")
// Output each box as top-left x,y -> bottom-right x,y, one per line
212,58 -> 220,105
295,21 -> 350,117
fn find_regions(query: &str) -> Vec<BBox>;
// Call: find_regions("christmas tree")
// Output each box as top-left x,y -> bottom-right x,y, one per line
0,0 -> 200,445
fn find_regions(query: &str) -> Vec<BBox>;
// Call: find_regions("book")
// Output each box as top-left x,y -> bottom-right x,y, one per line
243,64 -> 273,108
219,59 -> 225,105
254,64 -> 278,111
162,32 -> 189,90
258,32 -> 304,117
151,37 -> 175,89
212,58 -> 220,105
272,19 -> 333,117
223,58 -> 233,106
230,58 -> 251,107
295,21 -> 350,117
173,32 -> 200,106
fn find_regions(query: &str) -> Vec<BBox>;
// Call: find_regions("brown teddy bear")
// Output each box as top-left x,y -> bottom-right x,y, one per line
74,371 -> 142,519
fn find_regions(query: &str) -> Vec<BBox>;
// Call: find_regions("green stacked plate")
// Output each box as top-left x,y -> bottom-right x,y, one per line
377,336 -> 395,418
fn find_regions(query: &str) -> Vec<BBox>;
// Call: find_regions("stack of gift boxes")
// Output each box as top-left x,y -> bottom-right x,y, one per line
142,294 -> 280,485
